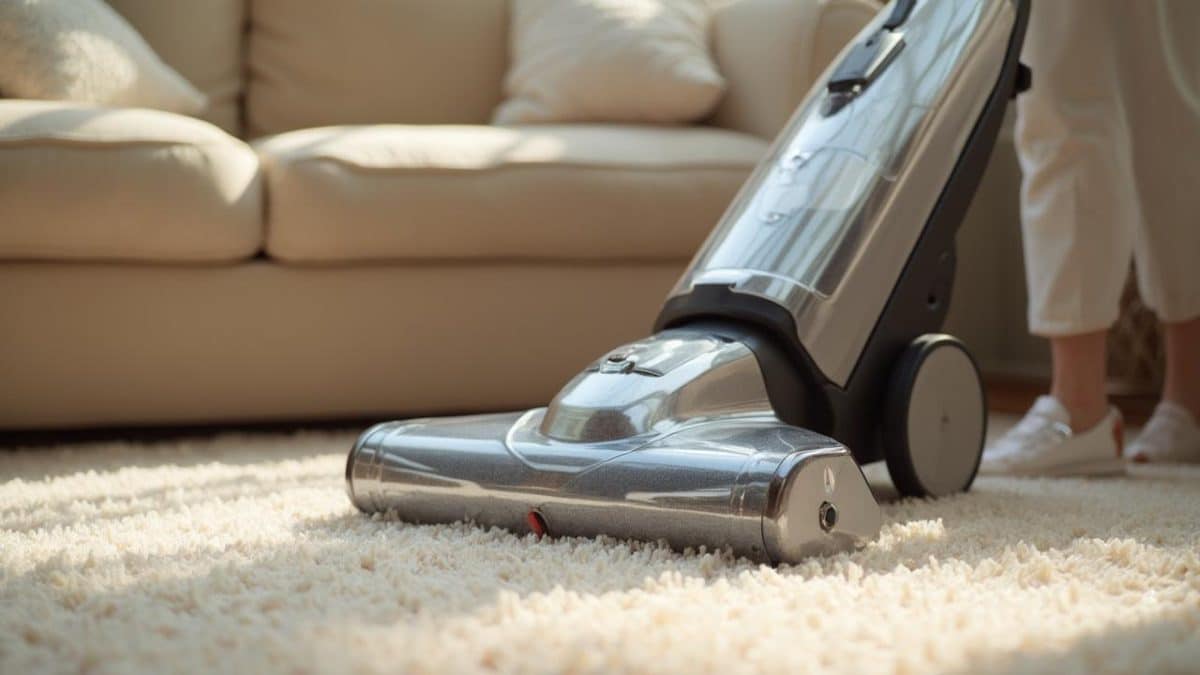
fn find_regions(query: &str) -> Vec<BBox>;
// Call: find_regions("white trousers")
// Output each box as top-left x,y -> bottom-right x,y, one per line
1016,0 -> 1200,337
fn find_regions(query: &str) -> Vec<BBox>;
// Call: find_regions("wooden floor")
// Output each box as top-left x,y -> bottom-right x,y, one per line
986,374 -> 1158,426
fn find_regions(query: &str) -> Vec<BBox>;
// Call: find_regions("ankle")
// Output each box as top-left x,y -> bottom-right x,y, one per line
1162,395 -> 1200,423
1047,331 -> 1109,434
1163,317 -> 1200,423
1052,395 -> 1108,433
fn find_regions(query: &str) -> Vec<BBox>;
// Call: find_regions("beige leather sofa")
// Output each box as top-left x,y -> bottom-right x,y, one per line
4,0 -> 1020,432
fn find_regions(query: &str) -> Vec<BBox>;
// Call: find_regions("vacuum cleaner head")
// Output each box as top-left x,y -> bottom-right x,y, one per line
347,329 -> 881,563
347,0 -> 1030,563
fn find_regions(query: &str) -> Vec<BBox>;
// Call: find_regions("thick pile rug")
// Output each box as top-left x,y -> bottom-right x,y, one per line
2,421 -> 1198,674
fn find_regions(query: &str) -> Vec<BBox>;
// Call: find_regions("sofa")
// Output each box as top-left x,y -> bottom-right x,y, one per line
1,0 -> 1026,431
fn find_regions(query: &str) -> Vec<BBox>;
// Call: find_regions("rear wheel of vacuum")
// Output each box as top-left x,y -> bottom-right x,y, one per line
883,334 -> 986,498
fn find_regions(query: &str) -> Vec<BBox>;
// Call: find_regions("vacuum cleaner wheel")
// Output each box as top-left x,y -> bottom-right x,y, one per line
883,334 -> 986,498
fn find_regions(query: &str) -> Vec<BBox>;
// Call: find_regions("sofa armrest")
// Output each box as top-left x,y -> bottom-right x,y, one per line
709,0 -> 879,139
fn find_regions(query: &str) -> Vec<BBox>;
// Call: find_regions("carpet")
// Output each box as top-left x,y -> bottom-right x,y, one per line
2,420 -> 1199,675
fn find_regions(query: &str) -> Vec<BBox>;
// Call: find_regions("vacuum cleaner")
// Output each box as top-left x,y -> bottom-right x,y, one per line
346,0 -> 1031,563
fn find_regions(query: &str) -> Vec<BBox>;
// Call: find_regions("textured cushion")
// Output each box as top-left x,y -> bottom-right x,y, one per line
0,101 -> 262,262
105,0 -> 246,135
255,124 -> 767,262
495,0 -> 724,125
0,0 -> 206,115
709,0 -> 878,138
246,0 -> 507,138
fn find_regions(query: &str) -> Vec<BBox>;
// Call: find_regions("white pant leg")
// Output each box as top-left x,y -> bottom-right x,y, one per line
1016,0 -> 1139,337
1117,2 -> 1200,324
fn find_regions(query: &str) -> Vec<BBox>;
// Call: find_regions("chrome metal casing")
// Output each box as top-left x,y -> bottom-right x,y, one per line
666,0 -> 1017,387
347,331 -> 881,563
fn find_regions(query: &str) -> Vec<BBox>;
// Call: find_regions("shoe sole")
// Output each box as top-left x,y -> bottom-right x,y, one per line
1125,446 -> 1200,464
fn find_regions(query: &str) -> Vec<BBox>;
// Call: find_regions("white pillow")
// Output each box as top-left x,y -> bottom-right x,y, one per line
495,0 -> 725,125
0,0 -> 206,115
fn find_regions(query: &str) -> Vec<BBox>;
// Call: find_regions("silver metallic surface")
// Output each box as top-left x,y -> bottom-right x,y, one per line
667,0 -> 1016,386
347,331 -> 882,563
904,340 -> 985,496
541,332 -> 771,443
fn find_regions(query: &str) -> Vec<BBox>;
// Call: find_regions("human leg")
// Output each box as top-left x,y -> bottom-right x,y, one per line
982,0 -> 1133,476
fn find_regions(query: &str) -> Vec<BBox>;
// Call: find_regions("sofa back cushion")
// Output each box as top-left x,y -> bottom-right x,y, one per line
245,0 -> 508,138
708,0 -> 877,139
105,0 -> 245,135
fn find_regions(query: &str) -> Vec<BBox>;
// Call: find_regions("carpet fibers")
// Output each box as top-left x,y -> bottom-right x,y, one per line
2,423 -> 1199,675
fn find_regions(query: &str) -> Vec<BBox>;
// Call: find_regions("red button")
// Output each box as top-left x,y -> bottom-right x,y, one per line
526,511 -> 547,538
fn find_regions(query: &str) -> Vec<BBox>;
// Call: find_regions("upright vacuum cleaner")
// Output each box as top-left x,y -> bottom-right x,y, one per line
346,0 -> 1031,563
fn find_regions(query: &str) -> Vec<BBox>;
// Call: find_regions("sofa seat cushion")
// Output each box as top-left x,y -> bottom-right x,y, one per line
255,124 -> 768,262
0,101 -> 262,262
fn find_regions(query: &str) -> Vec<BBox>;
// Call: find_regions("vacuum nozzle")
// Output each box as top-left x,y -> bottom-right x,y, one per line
345,331 -> 881,563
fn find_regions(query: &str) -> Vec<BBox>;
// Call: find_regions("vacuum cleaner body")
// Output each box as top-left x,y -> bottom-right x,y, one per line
347,0 -> 1031,563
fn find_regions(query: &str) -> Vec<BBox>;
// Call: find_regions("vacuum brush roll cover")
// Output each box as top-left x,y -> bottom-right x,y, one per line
348,396 -> 883,559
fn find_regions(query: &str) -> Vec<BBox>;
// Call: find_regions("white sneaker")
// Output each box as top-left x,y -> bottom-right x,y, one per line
980,396 -> 1126,477
1127,401 -> 1200,464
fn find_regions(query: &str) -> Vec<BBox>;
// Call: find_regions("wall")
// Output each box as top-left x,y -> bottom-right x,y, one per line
944,111 -> 1051,378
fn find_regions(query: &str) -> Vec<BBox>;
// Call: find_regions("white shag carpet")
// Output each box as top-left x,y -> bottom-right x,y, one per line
2,421 -> 1199,675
